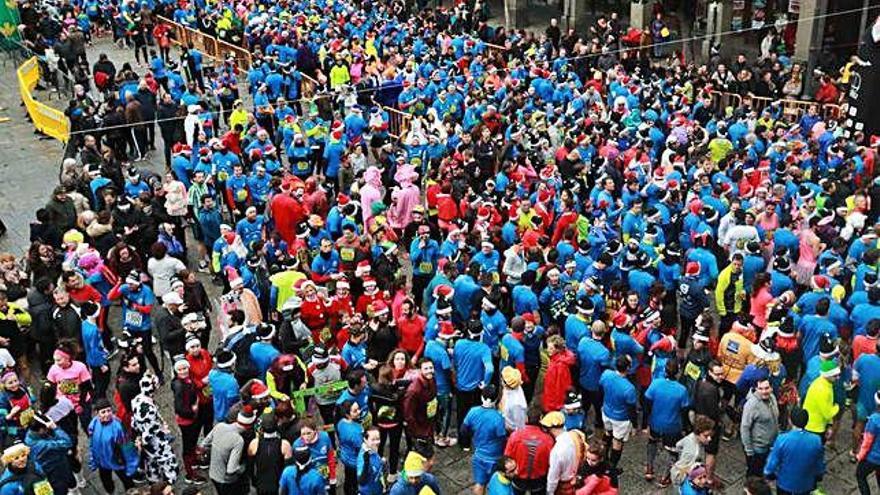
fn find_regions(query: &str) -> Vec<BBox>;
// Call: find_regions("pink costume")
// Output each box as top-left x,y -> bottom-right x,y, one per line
360,166 -> 384,223
388,165 -> 421,230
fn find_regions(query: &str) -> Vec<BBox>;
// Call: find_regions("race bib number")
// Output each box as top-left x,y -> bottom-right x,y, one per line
58,379 -> 80,396
684,361 -> 702,382
425,398 -> 438,419
236,188 -> 248,201
419,262 -> 433,273
33,481 -> 53,495
296,161 -> 310,171
124,311 -> 143,328
340,247 -> 355,262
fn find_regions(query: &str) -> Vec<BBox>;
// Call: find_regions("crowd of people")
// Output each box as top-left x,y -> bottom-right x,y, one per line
6,0 -> 880,492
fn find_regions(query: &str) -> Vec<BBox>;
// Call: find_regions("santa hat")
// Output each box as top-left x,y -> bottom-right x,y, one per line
612,312 -> 631,329
811,275 -> 830,291
355,260 -> 372,276
370,300 -> 389,317
433,284 -> 455,300
250,380 -> 270,400
438,321 -> 458,340
237,405 -> 257,426
336,278 -> 350,290
362,276 -> 377,288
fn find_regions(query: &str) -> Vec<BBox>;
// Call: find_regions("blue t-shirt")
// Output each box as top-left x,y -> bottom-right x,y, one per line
599,369 -> 637,421
855,354 -> 880,419
645,377 -> 690,435
424,340 -> 452,395
577,337 -> 611,391
335,419 -> 364,467
461,406 -> 507,461
864,413 -> 880,464
453,339 -> 494,391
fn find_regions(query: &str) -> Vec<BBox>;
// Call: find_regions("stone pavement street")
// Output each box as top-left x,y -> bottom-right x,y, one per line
0,37 -> 866,494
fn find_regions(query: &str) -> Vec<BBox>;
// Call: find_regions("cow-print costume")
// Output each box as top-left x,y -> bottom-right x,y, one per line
131,373 -> 179,484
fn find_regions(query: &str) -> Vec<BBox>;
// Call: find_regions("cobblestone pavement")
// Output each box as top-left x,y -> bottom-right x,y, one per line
0,37 -> 866,494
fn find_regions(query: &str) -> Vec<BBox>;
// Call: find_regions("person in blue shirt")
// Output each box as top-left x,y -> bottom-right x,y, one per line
577,324 -> 612,432
336,400 -> 364,495
600,356 -> 638,470
207,349 -> 240,424
424,321 -> 456,445
856,391 -> 880,493
480,293 -> 507,356
280,445 -> 326,495
797,297 -> 838,361
764,407 -> 825,494
109,272 -> 161,377
235,207 -> 266,250
485,456 -> 517,495
852,288 -> 880,336
644,359 -> 690,483
453,321 -> 494,449
410,226 -> 440,308
564,296 -> 594,351
459,385 -> 508,492
335,369 -> 371,425
79,301 -> 109,398
357,428 -> 385,495
249,323 -> 280,377
854,344 -> 880,459
389,451 -> 441,495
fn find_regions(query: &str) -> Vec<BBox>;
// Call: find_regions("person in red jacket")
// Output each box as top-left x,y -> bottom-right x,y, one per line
504,407 -> 554,494
543,334 -> 577,413
268,182 -> 306,245
814,75 -> 840,103
298,280 -> 330,344
401,358 -> 437,443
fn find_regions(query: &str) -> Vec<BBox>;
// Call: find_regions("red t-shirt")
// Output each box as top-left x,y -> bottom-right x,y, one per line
396,314 -> 426,357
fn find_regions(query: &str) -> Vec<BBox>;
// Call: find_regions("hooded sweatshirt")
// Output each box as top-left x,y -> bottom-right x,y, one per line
740,390 -> 779,455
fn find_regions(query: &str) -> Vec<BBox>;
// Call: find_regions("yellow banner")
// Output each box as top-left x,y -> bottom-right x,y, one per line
17,57 -> 69,143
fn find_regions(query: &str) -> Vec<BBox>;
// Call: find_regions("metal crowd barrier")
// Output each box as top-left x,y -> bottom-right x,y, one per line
382,105 -> 412,139
711,91 -> 842,124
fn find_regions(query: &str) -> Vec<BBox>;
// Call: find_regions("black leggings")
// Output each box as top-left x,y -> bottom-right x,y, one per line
343,464 -> 357,495
858,459 -> 880,495
379,424 -> 403,474
132,330 -> 163,378
99,468 -> 133,493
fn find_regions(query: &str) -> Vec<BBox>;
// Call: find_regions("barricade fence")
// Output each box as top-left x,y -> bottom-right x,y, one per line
17,56 -> 69,143
711,90 -> 841,124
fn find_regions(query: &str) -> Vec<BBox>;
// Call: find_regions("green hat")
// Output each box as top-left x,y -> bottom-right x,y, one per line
820,359 -> 840,378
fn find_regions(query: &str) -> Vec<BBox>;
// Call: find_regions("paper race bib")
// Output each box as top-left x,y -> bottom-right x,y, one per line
124,311 -> 143,328
33,481 -> 53,495
418,262 -> 433,273
425,398 -> 438,419
684,361 -> 702,382
297,161 -> 310,171
236,188 -> 248,201
340,247 -> 355,262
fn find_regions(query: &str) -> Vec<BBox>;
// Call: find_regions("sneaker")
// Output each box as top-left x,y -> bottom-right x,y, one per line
644,466 -> 654,482
434,436 -> 448,447
75,473 -> 87,488
184,474 -> 206,484
656,476 -> 672,488
198,260 -> 209,272
445,436 -> 457,447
